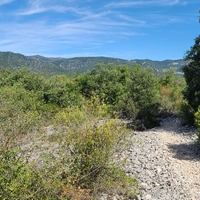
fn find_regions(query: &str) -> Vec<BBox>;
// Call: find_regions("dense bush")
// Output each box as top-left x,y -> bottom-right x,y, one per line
43,75 -> 82,108
0,149 -> 62,200
126,66 -> 160,128
52,98 -> 139,199
77,64 -> 160,128
0,67 -> 44,91
0,67 -> 82,109
194,106 -> 200,143
182,35 -> 200,123
158,68 -> 186,116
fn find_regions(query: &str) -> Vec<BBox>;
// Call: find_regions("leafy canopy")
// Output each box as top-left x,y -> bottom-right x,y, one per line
182,35 -> 200,112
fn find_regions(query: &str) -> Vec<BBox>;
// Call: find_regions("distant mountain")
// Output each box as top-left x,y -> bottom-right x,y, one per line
0,51 -> 187,75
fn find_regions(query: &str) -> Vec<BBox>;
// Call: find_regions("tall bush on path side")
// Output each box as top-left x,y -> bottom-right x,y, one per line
54,97 -> 139,199
194,106 -> 200,143
182,35 -> 200,124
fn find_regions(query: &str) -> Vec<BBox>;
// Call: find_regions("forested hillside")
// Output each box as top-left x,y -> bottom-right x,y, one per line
0,51 -> 187,75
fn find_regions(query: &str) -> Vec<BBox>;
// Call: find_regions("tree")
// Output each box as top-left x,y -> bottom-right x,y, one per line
182,35 -> 200,113
127,66 -> 160,127
77,64 -> 160,127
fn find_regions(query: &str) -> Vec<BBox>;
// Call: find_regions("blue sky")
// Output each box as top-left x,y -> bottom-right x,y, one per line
0,0 -> 199,60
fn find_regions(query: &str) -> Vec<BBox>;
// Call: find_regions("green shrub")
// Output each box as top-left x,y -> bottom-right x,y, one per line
44,75 -> 82,108
77,64 -> 160,128
179,101 -> 195,125
0,85 -> 43,112
126,66 -> 160,127
0,67 -> 44,91
58,118 -> 138,198
182,35 -> 200,120
0,149 -> 63,200
158,68 -> 186,116
53,99 -> 138,199
68,120 -> 122,185
194,106 -> 200,143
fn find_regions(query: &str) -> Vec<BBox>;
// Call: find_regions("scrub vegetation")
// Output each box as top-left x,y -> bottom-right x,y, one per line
0,61 -> 194,199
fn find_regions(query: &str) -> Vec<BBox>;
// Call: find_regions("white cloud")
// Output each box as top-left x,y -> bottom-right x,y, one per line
17,4 -> 70,15
0,12 -> 146,56
105,0 -> 184,8
119,15 -> 146,25
0,0 -> 13,6
16,0 -> 90,16
18,6 -> 76,15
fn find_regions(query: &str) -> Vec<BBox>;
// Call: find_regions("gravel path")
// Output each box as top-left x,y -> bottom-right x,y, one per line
121,116 -> 200,200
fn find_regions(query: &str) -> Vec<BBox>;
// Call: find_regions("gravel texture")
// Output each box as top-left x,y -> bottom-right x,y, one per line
118,116 -> 200,200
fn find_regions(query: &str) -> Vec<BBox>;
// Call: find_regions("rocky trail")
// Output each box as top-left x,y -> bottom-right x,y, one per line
121,116 -> 200,200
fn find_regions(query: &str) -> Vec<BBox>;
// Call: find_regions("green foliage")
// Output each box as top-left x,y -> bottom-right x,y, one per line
54,95 -> 111,124
160,67 -> 176,86
126,66 -> 160,128
67,120 -> 124,186
0,148 -> 65,200
0,67 -> 82,109
195,106 -> 200,143
54,102 -> 138,199
0,85 -> 42,111
0,63 -> 188,199
0,67 -> 139,199
0,89 -> 42,137
43,75 -> 82,108
158,68 -> 186,115
179,101 -> 195,125
0,149 -> 36,200
91,165 -> 138,199
77,64 -> 160,128
0,67 -> 44,91
182,35 -> 200,114
78,65 -> 126,104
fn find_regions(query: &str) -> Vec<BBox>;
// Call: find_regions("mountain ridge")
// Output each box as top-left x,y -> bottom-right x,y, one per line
0,51 -> 187,75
